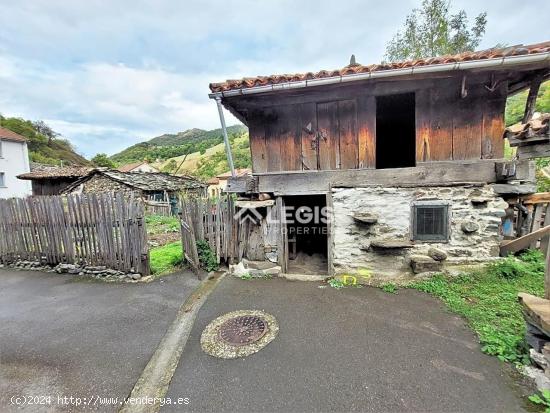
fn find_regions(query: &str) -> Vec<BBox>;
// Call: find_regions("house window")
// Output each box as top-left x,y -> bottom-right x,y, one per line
411,201 -> 450,241
0,172 -> 5,187
376,92 -> 416,169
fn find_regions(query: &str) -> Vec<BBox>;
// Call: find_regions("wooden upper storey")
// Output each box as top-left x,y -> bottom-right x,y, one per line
216,58 -> 549,174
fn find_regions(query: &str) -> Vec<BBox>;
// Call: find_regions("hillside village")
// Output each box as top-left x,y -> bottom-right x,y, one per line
1,1 -> 550,412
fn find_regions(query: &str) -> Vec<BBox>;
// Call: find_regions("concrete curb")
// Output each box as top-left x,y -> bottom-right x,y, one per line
119,271 -> 226,413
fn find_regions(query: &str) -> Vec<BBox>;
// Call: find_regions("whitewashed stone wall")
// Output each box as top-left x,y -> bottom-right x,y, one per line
331,185 -> 508,279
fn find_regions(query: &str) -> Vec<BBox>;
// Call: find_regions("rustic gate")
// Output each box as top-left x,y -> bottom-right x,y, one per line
179,197 -> 200,273
179,194 -> 247,275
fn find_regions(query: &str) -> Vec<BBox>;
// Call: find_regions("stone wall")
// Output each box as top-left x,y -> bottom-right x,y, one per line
331,185 -> 508,279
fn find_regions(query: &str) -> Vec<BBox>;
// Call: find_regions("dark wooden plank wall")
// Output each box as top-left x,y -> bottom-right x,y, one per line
247,75 -> 507,173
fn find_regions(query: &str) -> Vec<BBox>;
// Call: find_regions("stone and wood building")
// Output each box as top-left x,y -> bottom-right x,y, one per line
62,169 -> 206,199
208,41 -> 550,279
17,163 -> 92,196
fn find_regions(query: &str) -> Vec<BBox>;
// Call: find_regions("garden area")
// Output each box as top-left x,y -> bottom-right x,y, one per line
146,214 -> 218,276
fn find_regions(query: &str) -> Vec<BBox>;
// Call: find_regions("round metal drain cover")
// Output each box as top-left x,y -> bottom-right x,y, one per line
201,310 -> 279,359
218,315 -> 267,346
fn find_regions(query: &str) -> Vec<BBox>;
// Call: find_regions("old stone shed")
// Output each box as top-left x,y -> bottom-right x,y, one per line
209,42 -> 550,279
62,169 -> 207,199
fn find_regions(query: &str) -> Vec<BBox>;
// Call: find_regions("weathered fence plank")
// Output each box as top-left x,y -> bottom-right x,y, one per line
0,193 -> 150,275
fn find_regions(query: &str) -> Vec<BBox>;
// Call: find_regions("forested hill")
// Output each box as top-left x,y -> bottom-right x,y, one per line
110,124 -> 247,164
0,115 -> 89,165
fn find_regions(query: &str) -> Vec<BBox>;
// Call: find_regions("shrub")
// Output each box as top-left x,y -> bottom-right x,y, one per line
196,240 -> 218,272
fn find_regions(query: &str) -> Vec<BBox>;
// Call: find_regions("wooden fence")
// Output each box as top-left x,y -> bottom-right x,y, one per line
179,195 -> 245,273
0,193 -> 150,275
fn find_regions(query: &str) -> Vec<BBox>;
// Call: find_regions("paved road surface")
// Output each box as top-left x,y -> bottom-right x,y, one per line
164,277 -> 528,413
0,269 -> 199,412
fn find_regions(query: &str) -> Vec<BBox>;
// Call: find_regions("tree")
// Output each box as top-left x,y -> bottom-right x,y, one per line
32,120 -> 59,145
385,0 -> 487,62
91,153 -> 115,168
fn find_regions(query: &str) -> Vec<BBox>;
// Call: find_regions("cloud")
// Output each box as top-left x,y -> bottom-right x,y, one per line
0,0 -> 548,157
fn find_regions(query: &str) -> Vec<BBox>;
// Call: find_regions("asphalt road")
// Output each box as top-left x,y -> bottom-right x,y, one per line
164,277 -> 528,413
0,269 -> 200,412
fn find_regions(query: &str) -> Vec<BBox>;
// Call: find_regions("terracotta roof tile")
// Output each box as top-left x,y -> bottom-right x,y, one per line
504,113 -> 550,141
0,126 -> 27,143
210,42 -> 550,93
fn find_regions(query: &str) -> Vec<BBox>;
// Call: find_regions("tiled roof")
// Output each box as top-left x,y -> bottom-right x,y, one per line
64,170 -> 207,193
0,126 -> 27,143
210,41 -> 550,93
17,165 -> 92,180
504,113 -> 550,140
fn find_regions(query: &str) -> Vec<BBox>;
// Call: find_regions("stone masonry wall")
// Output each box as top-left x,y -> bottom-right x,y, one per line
331,185 -> 508,279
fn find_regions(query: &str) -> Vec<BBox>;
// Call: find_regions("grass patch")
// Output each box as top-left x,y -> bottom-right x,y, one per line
150,241 -> 183,275
381,282 -> 398,294
145,215 -> 179,235
409,250 -> 545,365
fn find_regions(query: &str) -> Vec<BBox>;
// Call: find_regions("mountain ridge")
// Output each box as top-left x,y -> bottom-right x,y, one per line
110,124 -> 246,164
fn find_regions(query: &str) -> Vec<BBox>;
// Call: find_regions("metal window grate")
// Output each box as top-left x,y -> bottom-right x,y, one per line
412,204 -> 449,241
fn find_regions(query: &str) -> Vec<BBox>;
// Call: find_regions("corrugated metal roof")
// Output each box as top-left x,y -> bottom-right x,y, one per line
210,41 -> 550,93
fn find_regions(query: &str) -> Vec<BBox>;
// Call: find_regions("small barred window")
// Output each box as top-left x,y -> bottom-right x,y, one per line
412,202 -> 450,241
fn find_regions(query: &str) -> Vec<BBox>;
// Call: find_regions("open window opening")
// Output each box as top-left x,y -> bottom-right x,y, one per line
376,92 -> 416,169
284,195 -> 328,275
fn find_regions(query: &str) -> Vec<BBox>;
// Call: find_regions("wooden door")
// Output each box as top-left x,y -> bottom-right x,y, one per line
316,100 -> 358,170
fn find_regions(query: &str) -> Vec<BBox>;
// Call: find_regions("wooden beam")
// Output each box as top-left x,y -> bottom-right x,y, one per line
522,192 -> 550,205
500,224 -> 550,256
517,143 -> 550,159
257,159 -> 534,195
523,73 -> 544,123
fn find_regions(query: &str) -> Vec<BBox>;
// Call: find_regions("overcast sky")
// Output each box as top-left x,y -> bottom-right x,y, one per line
0,0 -> 548,158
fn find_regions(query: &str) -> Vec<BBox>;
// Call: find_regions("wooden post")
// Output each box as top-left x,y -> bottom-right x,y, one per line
523,73 -> 543,123
545,240 -> 550,300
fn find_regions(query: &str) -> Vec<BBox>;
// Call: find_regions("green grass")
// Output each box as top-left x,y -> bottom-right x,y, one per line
410,250 -> 545,365
145,215 -> 180,235
381,282 -> 398,294
149,241 -> 184,275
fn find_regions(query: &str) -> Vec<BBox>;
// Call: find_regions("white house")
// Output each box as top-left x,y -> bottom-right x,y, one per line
0,126 -> 32,198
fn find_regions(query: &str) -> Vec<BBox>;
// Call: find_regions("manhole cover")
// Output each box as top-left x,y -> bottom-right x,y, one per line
200,310 -> 279,359
218,315 -> 267,346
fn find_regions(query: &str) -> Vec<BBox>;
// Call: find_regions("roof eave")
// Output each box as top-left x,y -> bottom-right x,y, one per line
208,51 -> 550,99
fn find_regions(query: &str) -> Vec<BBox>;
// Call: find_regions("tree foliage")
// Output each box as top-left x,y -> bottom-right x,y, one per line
0,116 -> 89,165
91,153 -> 115,168
385,0 -> 487,62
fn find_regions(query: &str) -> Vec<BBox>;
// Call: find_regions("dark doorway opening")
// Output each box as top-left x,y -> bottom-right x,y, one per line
376,92 -> 416,169
284,195 -> 328,275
